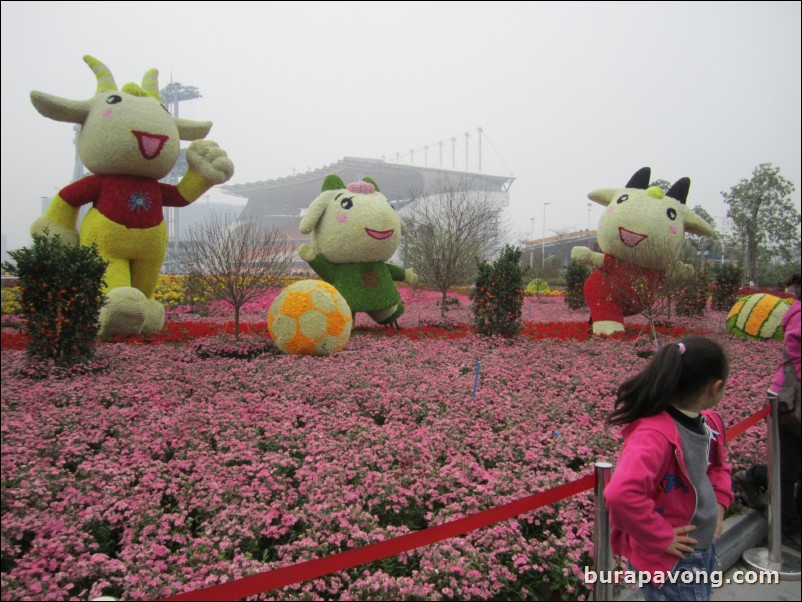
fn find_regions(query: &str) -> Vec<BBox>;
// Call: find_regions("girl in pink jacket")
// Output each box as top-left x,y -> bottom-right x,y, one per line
604,336 -> 733,601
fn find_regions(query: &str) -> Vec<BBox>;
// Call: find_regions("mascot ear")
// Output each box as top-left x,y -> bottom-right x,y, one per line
666,178 -> 690,204
685,211 -> 714,237
322,175 -> 346,192
30,91 -> 90,124
588,189 -> 616,206
362,176 -> 381,192
626,167 -> 651,189
176,118 -> 212,141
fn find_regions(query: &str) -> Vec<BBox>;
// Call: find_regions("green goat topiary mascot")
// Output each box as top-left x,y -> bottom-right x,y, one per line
298,175 -> 418,326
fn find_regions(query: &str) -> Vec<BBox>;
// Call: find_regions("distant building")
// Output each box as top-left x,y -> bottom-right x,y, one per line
522,230 -> 600,268
222,156 -> 514,270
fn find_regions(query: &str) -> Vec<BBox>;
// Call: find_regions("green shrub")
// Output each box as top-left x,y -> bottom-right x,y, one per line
711,264 -> 743,311
472,245 -> 526,337
2,233 -> 107,366
564,260 -> 591,310
676,268 -> 710,317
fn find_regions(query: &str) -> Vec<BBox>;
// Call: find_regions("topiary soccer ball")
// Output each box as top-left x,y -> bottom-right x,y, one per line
726,293 -> 790,340
268,280 -> 352,355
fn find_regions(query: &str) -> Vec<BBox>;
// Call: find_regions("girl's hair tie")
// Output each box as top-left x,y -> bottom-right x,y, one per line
677,342 -> 686,355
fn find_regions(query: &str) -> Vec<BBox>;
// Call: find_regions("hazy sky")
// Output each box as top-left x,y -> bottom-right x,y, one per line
2,1 -> 800,253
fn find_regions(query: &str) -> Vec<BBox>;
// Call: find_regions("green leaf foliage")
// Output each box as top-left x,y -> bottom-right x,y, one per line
2,233 -> 107,366
472,245 -> 526,337
563,260 -> 591,310
711,263 -> 743,311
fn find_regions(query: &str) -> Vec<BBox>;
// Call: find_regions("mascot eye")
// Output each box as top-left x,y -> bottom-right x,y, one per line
666,208 -> 677,220
616,194 -> 629,204
340,197 -> 354,210
106,95 -> 122,105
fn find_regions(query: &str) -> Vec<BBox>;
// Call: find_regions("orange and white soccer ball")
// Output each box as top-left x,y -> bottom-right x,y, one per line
268,280 -> 352,355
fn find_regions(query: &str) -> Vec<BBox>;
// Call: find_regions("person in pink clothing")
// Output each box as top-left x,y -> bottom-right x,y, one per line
733,273 -> 801,550
605,336 -> 732,601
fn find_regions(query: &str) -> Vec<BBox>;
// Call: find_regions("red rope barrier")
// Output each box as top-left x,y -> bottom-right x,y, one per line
161,474 -> 595,601
726,404 -> 771,443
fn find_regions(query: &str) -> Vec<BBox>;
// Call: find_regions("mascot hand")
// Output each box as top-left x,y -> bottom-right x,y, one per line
298,243 -> 318,262
404,268 -> 419,286
186,140 -> 235,185
30,217 -> 79,246
571,246 -> 592,264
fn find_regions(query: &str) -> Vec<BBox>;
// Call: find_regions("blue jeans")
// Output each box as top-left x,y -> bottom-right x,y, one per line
641,545 -> 718,601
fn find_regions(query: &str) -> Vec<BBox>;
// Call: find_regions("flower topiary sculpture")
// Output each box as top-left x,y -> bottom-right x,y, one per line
727,293 -> 790,340
298,175 -> 418,326
570,167 -> 714,335
30,55 -> 234,338
268,279 -> 353,355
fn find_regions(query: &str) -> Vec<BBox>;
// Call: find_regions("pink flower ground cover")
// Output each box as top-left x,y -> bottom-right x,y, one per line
1,293 -> 777,601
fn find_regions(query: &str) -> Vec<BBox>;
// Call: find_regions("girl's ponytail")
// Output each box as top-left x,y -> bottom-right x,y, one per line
607,336 -> 728,426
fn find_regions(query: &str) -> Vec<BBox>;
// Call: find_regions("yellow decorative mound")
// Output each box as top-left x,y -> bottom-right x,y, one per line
268,280 -> 352,355
727,293 -> 790,340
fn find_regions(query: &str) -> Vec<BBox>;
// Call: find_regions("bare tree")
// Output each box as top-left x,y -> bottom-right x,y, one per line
399,179 -> 508,315
177,213 -> 292,338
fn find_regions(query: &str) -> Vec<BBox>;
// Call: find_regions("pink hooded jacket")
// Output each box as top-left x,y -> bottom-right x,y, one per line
771,300 -> 801,393
604,410 -> 733,575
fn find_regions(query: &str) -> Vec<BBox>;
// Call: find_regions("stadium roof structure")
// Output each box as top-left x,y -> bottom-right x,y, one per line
221,156 -> 515,239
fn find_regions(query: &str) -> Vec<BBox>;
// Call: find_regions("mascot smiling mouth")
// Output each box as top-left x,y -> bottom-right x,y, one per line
618,227 -> 648,248
132,130 -> 169,160
365,228 -> 394,240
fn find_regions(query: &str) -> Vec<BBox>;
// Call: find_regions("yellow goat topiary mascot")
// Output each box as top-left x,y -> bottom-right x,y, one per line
30,55 -> 234,338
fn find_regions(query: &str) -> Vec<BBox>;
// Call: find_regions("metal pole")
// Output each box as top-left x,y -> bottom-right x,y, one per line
742,395 -> 801,578
478,127 -> 483,173
594,462 -> 614,602
541,203 -> 550,268
451,137 -> 456,169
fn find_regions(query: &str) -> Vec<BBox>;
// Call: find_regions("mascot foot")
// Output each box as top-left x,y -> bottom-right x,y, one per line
142,298 -> 166,334
593,320 -> 625,336
371,303 -> 405,326
99,287 -> 147,339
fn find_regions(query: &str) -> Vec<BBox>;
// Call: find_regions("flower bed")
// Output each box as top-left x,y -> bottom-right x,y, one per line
0,291 -> 778,601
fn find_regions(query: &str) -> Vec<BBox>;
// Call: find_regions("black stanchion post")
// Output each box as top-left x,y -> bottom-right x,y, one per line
593,461 -> 614,600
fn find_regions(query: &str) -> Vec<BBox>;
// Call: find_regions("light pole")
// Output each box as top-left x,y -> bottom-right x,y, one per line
587,202 -> 592,231
530,217 -> 535,267
542,202 -> 551,268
